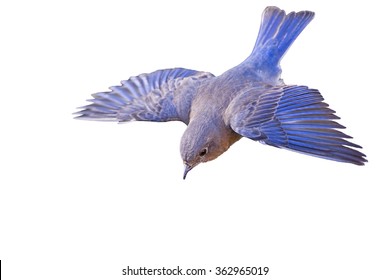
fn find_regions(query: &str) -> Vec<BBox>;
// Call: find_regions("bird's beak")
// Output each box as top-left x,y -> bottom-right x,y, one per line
183,163 -> 192,180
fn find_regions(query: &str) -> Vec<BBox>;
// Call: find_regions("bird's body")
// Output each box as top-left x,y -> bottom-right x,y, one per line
75,6 -> 367,178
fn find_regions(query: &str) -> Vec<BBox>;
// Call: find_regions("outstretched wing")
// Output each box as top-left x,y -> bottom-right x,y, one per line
74,68 -> 213,122
226,85 -> 367,165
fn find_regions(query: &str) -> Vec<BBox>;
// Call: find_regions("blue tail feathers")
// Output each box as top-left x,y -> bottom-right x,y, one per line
250,6 -> 315,64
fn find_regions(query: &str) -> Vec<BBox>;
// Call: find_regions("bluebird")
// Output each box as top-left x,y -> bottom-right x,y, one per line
75,6 -> 367,179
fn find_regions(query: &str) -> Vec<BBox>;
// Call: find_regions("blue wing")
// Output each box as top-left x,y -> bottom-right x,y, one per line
226,85 -> 367,165
74,68 -> 213,122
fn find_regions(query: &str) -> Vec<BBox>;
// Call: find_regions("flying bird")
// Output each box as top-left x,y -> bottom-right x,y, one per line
75,6 -> 367,179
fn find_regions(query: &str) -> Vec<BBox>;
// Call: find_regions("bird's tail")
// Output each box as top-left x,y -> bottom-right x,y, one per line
248,6 -> 315,66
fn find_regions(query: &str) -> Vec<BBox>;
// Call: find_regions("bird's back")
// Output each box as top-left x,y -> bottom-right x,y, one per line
189,7 -> 316,118
188,73 -> 257,119
189,66 -> 275,121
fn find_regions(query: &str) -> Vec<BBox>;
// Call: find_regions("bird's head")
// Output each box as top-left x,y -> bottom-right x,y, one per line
180,119 -> 240,179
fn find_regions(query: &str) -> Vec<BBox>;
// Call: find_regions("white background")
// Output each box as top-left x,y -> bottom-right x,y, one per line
1,0 -> 389,279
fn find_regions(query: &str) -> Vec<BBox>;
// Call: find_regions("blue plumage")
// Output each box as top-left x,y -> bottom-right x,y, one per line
75,6 -> 366,178
244,7 -> 315,81
75,68 -> 212,122
228,85 -> 365,165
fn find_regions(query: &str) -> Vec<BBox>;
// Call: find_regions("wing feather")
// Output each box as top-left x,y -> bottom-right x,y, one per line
75,68 -> 213,122
226,85 -> 367,165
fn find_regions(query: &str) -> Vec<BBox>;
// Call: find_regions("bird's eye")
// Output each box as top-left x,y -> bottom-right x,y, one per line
199,148 -> 208,157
